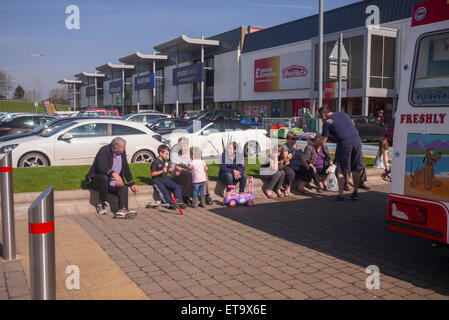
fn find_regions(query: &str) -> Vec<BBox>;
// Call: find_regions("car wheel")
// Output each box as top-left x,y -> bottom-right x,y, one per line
131,150 -> 155,164
18,152 -> 49,168
244,141 -> 260,158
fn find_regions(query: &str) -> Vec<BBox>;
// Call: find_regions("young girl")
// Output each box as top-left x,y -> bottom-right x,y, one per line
374,138 -> 391,181
260,144 -> 286,199
188,146 -> 208,208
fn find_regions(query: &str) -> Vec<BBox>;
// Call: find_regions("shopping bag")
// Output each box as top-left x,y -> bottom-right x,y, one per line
326,165 -> 338,192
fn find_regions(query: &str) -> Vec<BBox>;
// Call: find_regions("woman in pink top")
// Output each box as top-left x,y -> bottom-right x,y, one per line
188,147 -> 208,208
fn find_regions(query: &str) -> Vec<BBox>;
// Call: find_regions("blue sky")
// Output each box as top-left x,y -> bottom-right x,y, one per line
0,0 -> 360,98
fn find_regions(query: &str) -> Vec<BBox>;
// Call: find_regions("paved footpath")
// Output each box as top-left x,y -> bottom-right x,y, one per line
2,178 -> 449,300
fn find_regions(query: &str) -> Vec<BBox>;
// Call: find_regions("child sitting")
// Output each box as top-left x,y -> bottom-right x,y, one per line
260,144 -> 286,198
374,138 -> 392,181
188,147 -> 208,208
151,144 -> 186,209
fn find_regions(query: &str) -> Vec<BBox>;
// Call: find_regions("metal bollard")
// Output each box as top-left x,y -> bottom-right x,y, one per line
0,151 -> 16,260
28,186 -> 56,300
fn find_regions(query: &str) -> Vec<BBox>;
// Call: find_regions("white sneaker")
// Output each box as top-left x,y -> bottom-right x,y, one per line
114,209 -> 137,219
96,203 -> 107,215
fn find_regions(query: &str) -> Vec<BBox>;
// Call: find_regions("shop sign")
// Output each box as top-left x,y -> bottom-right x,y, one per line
254,51 -> 311,92
109,80 -> 123,94
173,63 -> 203,85
324,81 -> 347,98
135,74 -> 153,90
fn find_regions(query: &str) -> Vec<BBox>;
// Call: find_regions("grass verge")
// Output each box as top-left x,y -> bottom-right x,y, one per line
12,157 -> 376,193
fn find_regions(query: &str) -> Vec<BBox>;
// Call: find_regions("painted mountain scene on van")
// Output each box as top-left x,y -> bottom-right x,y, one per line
407,137 -> 449,155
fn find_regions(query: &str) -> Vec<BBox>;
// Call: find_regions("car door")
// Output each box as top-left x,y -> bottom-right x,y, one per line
353,117 -> 368,141
53,122 -> 109,165
368,118 -> 386,140
200,122 -> 227,159
110,124 -> 152,162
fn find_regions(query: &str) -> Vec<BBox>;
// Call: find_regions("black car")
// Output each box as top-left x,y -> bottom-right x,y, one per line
197,110 -> 240,121
147,118 -> 192,135
350,116 -> 386,142
0,114 -> 56,137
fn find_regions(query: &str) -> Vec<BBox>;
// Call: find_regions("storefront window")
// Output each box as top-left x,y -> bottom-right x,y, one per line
314,35 -> 364,90
156,69 -> 164,105
370,35 -> 396,89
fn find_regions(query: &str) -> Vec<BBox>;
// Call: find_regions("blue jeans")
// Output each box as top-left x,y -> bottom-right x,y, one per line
192,182 -> 205,199
154,177 -> 182,204
219,171 -> 247,193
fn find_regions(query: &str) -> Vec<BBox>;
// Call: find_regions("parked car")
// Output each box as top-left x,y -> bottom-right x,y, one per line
197,110 -> 241,121
76,108 -> 120,117
0,116 -> 119,143
0,112 -> 26,122
147,118 -> 192,135
165,120 -> 270,159
179,110 -> 201,119
0,119 -> 164,167
0,114 -> 56,137
122,112 -> 169,123
240,115 -> 263,127
384,119 -> 395,146
350,116 -> 386,142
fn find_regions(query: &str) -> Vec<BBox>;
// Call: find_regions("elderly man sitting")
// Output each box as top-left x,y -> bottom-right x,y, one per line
86,137 -> 139,219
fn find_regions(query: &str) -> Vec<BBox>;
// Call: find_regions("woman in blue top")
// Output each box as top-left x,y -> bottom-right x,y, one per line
218,141 -> 247,193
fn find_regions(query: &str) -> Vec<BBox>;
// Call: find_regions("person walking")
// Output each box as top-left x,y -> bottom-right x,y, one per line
318,106 -> 366,202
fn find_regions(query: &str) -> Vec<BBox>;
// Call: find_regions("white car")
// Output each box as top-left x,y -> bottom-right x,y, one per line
0,118 -> 165,167
165,120 -> 272,160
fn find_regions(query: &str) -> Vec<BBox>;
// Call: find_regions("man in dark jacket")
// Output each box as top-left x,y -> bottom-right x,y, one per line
318,106 -> 366,202
86,137 -> 139,218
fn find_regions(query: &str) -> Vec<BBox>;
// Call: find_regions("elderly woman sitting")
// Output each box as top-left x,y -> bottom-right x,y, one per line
297,134 -> 331,193
172,137 -> 212,205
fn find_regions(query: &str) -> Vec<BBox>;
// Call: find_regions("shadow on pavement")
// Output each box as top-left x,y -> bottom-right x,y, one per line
208,190 -> 449,296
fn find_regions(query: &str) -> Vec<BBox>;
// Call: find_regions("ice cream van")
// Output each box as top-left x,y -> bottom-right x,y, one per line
387,0 -> 449,244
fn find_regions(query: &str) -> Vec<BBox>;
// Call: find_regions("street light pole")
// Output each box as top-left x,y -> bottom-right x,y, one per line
25,52 -> 45,113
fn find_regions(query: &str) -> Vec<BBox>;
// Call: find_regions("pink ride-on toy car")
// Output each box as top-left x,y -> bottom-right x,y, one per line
223,176 -> 255,207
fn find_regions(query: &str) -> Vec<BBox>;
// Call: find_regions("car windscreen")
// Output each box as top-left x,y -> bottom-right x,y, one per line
39,121 -> 78,137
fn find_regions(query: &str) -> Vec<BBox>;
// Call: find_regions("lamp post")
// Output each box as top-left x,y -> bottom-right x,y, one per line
25,52 -> 45,113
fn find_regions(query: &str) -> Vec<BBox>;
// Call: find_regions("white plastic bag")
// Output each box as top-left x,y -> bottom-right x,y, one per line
326,165 -> 339,192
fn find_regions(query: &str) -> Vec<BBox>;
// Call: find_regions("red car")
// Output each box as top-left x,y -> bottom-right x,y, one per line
384,120 -> 394,146
77,108 -> 120,117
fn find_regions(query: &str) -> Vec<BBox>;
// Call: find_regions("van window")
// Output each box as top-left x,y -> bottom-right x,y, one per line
411,30 -> 449,106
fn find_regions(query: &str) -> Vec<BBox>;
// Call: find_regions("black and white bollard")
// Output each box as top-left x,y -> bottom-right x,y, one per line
28,186 -> 56,300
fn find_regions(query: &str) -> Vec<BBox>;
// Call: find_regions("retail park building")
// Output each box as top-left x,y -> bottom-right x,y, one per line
58,0 -> 423,123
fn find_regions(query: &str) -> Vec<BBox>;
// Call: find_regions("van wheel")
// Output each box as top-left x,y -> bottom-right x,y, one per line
132,150 -> 155,164
18,152 -> 49,167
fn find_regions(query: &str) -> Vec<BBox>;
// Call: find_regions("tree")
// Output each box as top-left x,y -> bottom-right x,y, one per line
0,71 -> 14,98
49,87 -> 68,104
13,85 -> 25,99
24,90 -> 41,103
